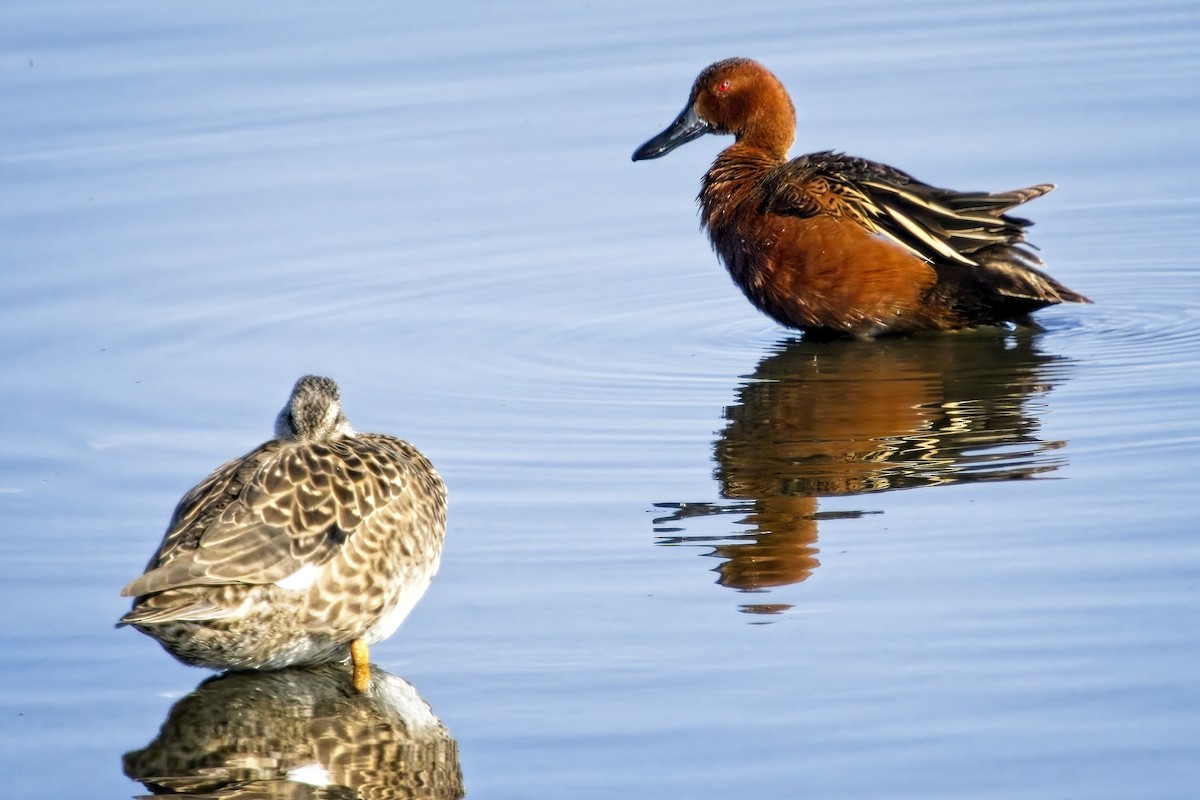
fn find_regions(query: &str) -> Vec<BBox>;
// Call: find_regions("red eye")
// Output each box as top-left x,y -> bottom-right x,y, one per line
716,80 -> 731,93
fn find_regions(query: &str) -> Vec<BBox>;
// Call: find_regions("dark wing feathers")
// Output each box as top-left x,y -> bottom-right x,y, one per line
120,439 -> 407,597
759,151 -> 1053,268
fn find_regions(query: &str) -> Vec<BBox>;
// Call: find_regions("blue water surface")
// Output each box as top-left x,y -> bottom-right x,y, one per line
1,2 -> 1198,798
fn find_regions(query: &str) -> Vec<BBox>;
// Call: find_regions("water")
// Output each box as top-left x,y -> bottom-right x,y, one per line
2,2 -> 1199,798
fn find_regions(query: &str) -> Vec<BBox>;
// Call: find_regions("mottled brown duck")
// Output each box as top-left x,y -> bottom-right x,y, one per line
118,375 -> 446,693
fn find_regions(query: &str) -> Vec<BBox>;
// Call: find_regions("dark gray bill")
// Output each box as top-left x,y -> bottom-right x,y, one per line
631,104 -> 712,161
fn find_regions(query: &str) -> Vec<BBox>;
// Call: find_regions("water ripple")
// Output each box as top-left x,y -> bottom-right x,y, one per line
1050,264 -> 1200,370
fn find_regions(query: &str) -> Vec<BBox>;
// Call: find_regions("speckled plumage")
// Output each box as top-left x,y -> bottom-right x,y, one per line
118,376 -> 446,675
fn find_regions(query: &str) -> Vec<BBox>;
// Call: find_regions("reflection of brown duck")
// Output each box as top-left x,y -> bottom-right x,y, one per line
656,332 -> 1071,608
124,664 -> 463,799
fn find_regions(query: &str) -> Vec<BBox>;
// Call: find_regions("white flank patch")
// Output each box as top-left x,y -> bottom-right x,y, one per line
367,560 -> 439,644
274,562 -> 321,591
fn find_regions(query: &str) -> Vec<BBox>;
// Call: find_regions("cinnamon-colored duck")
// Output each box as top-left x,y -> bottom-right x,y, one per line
632,58 -> 1089,337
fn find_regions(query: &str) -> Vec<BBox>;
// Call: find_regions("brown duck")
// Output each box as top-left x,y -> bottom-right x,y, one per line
633,58 -> 1089,337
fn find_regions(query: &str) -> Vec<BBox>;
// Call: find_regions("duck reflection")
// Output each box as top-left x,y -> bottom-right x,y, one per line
124,663 -> 463,799
655,331 -> 1072,612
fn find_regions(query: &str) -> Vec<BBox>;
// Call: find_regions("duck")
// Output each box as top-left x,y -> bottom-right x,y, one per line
632,58 -> 1090,337
117,375 -> 446,693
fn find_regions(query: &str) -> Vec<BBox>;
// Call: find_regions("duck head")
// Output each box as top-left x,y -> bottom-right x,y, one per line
275,375 -> 354,442
632,58 -> 797,162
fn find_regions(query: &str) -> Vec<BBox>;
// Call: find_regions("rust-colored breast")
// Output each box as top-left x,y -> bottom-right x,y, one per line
710,209 -> 942,335
700,148 -> 949,336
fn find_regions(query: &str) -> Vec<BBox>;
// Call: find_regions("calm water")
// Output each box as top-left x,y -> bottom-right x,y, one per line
3,2 -> 1199,798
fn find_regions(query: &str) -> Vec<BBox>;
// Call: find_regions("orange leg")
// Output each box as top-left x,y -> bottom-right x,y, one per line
350,639 -> 371,693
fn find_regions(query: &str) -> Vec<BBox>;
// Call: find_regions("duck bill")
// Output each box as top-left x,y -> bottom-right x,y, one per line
632,105 -> 712,161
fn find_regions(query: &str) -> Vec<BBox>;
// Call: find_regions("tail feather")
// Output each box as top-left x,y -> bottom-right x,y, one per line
932,244 -> 1091,323
116,597 -> 236,628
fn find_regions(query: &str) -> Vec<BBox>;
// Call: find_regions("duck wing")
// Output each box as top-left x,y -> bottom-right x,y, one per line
759,151 -> 1053,268
120,437 -> 418,597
